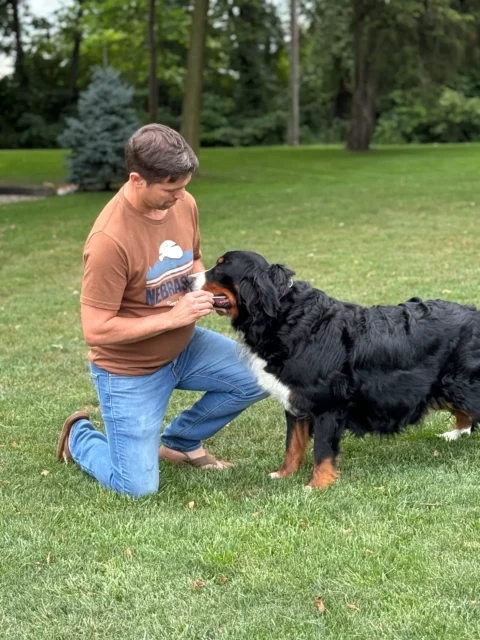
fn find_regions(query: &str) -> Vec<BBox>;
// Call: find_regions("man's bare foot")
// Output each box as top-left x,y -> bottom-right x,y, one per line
159,445 -> 234,469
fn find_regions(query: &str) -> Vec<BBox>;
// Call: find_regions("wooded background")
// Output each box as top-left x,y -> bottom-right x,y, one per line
2,0 -> 480,152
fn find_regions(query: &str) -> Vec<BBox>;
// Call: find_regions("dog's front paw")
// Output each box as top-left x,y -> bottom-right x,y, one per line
269,468 -> 296,479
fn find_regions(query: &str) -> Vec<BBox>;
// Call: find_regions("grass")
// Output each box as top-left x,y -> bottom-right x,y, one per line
1,144 -> 480,639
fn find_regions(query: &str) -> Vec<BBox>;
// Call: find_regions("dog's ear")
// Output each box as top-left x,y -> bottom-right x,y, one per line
239,267 -> 280,318
267,264 -> 295,290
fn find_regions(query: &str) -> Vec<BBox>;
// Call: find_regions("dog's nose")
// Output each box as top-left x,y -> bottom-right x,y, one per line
184,275 -> 195,291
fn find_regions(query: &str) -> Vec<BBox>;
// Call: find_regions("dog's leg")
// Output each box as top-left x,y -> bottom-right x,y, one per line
439,409 -> 473,441
306,413 -> 343,490
269,413 -> 310,479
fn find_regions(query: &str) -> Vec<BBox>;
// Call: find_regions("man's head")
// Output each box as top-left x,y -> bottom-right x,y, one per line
125,124 -> 199,210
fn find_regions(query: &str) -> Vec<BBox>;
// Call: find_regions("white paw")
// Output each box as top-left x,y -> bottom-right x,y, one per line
439,428 -> 471,441
269,471 -> 281,479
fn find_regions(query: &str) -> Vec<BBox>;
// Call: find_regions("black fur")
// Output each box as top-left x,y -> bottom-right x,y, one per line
197,250 -> 480,486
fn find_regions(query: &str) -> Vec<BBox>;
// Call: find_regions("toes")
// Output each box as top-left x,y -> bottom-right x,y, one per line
439,430 -> 461,441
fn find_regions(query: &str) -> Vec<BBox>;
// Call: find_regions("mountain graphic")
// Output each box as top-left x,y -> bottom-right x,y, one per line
146,241 -> 193,287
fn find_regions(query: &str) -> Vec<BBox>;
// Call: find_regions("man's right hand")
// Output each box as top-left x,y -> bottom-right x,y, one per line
169,291 -> 214,328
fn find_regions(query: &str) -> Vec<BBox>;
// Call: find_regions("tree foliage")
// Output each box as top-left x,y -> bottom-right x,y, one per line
2,0 -> 480,150
59,66 -> 138,190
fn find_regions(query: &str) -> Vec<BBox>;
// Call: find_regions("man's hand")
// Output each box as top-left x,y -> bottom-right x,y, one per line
169,291 -> 214,329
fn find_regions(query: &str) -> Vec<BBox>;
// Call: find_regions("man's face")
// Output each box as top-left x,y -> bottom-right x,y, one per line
134,174 -> 192,210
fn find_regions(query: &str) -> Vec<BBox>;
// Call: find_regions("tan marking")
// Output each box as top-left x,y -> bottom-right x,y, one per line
307,457 -> 338,488
202,283 -> 238,320
451,409 -> 473,431
271,420 -> 310,478
217,256 -> 225,264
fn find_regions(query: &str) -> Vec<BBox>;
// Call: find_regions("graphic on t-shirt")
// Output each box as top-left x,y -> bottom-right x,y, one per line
145,240 -> 193,305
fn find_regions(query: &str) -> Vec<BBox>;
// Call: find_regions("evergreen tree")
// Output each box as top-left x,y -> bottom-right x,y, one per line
60,66 -> 138,190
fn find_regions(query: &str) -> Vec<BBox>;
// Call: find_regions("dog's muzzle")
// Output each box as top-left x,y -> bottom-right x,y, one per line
185,272 -> 206,292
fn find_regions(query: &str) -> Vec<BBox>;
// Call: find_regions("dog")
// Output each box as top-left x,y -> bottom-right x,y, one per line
187,251 -> 480,489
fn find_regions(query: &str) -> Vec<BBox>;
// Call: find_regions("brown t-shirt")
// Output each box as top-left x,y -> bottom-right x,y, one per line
81,187 -> 202,375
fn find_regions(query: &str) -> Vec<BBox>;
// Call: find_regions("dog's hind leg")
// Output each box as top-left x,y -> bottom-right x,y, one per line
306,412 -> 344,490
439,409 -> 474,441
269,413 -> 310,479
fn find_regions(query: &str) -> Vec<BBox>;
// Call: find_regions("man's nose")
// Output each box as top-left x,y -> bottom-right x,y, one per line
174,189 -> 186,201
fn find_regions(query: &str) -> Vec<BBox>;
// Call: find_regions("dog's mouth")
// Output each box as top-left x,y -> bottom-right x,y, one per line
212,295 -> 232,310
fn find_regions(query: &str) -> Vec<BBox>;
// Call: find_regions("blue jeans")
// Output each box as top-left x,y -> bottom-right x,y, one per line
69,327 -> 267,497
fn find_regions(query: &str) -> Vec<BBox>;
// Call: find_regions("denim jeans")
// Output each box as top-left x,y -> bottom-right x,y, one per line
69,327 -> 268,497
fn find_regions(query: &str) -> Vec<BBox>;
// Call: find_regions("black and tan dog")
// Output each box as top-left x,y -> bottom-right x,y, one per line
188,251 -> 480,489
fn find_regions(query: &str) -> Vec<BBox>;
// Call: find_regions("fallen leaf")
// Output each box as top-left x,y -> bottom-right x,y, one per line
35,562 -> 42,568
300,520 -> 309,530
11,441 -> 18,447
442,289 -> 452,294
192,580 -> 206,590
125,547 -> 133,558
0,444 -> 5,448
188,501 -> 195,509
252,511 -> 260,517
316,597 -> 326,613
375,486 -> 385,491
46,553 -> 53,565
343,529 -> 353,535
347,603 -> 359,611
471,600 -> 477,604
433,450 -> 440,457
421,502 -> 441,507
219,577 -> 228,584
40,469 -> 49,476
219,628 -> 225,633
365,549 -> 373,554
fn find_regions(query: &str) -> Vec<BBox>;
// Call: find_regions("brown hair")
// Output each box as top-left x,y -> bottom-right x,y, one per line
125,124 -> 199,184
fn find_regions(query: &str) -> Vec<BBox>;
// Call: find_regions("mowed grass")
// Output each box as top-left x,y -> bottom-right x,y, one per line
1,144 -> 480,639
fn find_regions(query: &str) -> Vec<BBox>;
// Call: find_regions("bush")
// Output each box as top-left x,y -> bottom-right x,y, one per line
374,88 -> 480,144
59,66 -> 138,190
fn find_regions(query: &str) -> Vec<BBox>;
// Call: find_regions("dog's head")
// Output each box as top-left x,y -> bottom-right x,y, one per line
187,251 -> 295,325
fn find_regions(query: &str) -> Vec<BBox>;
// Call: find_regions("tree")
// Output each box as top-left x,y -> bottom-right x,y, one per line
147,0 -> 158,122
181,0 -> 209,153
8,0 -> 26,83
346,0 -> 474,151
59,66 -> 138,190
288,0 -> 299,146
68,0 -> 85,102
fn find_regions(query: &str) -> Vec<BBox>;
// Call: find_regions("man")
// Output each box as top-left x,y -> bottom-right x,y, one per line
56,124 -> 267,497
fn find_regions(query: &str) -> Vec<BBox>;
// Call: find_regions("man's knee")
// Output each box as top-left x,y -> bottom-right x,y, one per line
113,473 -> 159,498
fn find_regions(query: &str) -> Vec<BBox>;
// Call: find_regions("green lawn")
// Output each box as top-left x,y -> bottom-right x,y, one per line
1,145 -> 480,639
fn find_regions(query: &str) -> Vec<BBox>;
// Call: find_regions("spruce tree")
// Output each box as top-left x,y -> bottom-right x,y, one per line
60,67 -> 138,190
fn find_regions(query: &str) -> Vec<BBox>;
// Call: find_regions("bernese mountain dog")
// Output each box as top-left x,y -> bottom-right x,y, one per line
187,251 -> 480,489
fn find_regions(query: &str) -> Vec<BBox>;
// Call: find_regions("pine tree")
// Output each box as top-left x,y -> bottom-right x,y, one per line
60,66 -> 138,190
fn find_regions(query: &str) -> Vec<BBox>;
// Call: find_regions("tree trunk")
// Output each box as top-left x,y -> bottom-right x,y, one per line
68,0 -> 85,103
181,0 -> 209,154
347,10 -> 376,151
9,0 -> 25,83
148,0 -> 158,123
288,0 -> 300,146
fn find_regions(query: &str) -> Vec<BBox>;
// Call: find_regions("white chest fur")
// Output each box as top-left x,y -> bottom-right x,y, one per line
241,343 -> 294,413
